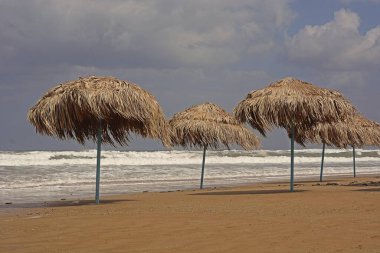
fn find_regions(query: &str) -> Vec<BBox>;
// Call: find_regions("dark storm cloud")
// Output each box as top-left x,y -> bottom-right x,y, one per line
0,0 -> 295,150
0,0 -> 293,71
0,0 -> 379,150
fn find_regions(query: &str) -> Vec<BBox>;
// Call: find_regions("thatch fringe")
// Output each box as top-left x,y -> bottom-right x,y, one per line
290,114 -> 380,148
169,103 -> 260,149
28,76 -> 172,147
234,77 -> 357,135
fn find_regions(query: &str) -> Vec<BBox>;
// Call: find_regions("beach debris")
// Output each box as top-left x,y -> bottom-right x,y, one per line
25,216 -> 42,219
326,183 -> 339,186
5,202 -> 12,205
346,181 -> 380,186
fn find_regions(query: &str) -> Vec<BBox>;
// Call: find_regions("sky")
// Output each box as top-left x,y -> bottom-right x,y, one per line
0,0 -> 379,151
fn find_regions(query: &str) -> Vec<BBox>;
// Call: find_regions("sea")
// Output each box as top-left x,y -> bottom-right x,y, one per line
1,149 -> 379,204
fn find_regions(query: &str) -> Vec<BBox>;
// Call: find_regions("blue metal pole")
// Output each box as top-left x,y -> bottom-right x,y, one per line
353,146 -> 356,178
290,126 -> 295,192
95,120 -> 102,204
200,145 -> 207,189
320,142 -> 326,182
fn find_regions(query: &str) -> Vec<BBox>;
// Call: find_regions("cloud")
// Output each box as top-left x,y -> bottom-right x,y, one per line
0,61 -> 274,150
0,0 -> 294,70
285,9 -> 380,71
0,0 -> 295,149
339,0 -> 380,3
51,65 -> 273,113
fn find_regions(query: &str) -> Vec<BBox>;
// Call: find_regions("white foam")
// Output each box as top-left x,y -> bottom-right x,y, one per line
1,149 -> 379,203
0,149 -> 379,166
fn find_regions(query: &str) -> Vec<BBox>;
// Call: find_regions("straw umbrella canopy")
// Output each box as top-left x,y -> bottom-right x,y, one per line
234,77 -> 357,191
290,114 -> 380,148
358,117 -> 380,146
28,76 -> 171,203
169,102 -> 260,189
290,114 -> 380,181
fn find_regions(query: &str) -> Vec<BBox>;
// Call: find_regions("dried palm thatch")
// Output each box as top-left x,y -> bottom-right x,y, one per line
28,76 -> 172,204
169,103 -> 260,150
170,102 -> 260,189
294,114 -> 380,182
28,76 -> 171,147
234,77 -> 357,135
234,77 -> 358,192
291,114 -> 380,148
358,117 -> 380,147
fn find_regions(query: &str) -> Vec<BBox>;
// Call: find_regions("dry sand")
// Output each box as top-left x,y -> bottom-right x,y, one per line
1,176 -> 380,253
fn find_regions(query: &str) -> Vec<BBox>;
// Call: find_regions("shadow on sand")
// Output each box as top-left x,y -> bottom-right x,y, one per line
190,189 -> 306,196
1,198 -> 135,209
353,188 -> 380,192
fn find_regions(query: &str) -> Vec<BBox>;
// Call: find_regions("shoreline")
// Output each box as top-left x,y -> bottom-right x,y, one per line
1,175 -> 379,252
1,173 -> 378,210
1,172 -> 376,210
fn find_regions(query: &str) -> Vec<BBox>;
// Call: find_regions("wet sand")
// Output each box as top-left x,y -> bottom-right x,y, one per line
1,176 -> 380,253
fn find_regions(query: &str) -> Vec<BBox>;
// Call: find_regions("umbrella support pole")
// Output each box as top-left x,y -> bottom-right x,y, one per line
353,147 -> 356,178
290,126 -> 295,192
95,121 -> 102,204
200,146 -> 207,189
320,143 -> 326,182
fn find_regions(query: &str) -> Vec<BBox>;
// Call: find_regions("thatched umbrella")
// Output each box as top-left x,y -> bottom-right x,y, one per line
28,76 -> 171,203
291,114 -> 380,181
234,77 -> 357,191
169,102 -> 260,189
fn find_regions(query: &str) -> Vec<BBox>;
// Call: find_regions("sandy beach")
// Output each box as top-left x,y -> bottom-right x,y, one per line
1,176 -> 379,253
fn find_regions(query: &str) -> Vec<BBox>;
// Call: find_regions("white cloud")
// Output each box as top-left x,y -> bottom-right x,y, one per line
0,0 -> 294,69
285,9 -> 380,71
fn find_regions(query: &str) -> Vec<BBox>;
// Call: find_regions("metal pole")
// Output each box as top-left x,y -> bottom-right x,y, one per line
353,146 -> 356,178
200,145 -> 207,189
290,126 -> 295,192
320,142 -> 326,182
95,120 -> 102,204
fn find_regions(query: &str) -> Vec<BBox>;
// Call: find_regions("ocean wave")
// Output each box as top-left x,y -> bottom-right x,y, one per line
0,149 -> 379,166
49,154 -> 98,160
1,149 -> 379,203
